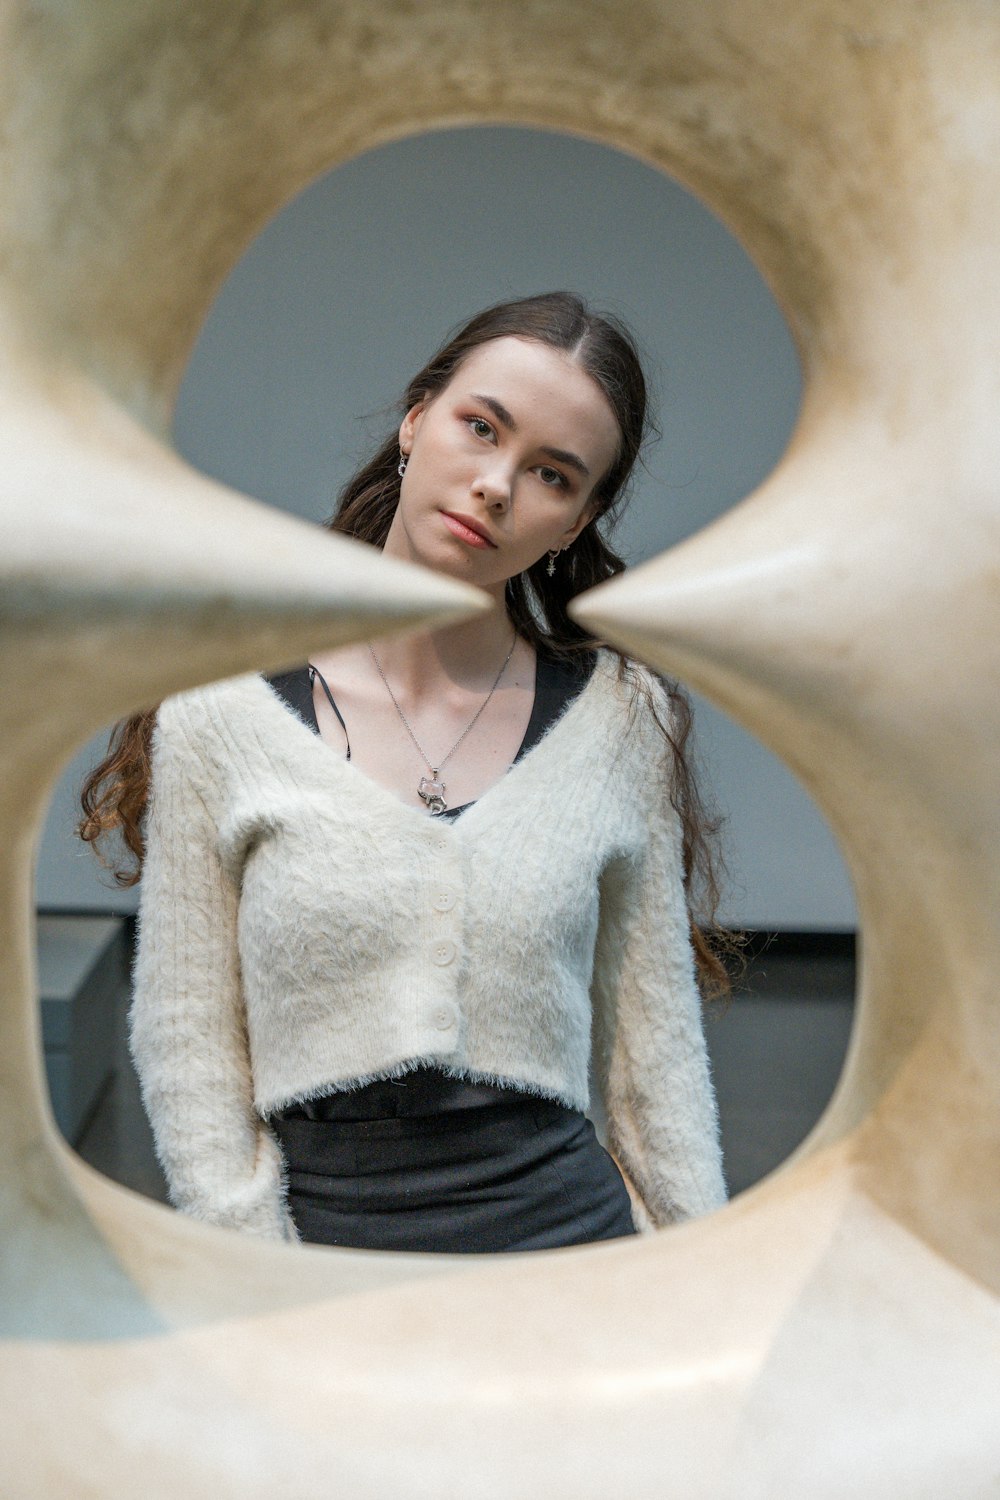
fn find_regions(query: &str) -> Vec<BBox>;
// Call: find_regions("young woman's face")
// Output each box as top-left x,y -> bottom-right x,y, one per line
384,336 -> 621,597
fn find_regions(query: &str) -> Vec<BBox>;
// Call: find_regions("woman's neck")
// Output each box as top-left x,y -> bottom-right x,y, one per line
367,603 -> 522,700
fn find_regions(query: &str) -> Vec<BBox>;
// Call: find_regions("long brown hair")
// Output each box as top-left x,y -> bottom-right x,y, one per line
79,291 -> 735,993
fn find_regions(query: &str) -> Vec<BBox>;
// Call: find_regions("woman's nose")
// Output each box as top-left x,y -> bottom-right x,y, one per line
472,462 -> 513,510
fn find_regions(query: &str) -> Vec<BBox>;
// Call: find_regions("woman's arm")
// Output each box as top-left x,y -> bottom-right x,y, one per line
590,706 -> 727,1230
129,696 -> 298,1242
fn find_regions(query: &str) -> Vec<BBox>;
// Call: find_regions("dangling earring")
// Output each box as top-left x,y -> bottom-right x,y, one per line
397,451 -> 408,478
546,549 -> 559,578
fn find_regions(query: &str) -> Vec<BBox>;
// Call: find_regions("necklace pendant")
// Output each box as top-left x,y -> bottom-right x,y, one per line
418,773 -> 447,815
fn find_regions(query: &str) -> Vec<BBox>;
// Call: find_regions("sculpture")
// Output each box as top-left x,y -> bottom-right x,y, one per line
1,1 -> 997,1493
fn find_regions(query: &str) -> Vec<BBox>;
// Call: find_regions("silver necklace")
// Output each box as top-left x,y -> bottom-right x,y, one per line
368,633 -> 518,815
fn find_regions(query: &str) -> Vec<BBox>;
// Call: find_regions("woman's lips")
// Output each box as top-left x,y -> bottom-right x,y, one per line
440,512 -> 497,548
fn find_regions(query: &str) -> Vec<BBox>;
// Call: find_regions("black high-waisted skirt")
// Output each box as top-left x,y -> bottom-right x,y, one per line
271,1079 -> 637,1254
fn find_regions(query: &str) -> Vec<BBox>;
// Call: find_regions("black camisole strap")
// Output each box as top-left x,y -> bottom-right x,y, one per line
308,663 -> 351,759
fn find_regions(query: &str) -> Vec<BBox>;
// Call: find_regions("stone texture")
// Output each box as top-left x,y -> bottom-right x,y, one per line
1,0 -> 997,1494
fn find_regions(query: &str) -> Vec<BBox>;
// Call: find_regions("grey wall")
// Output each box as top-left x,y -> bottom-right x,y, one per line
37,126 -> 856,929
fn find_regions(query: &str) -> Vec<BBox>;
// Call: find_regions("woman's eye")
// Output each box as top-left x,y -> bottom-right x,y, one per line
468,416 -> 495,440
537,466 -> 568,489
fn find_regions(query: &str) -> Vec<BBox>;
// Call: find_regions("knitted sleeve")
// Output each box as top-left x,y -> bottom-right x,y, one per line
129,695 -> 298,1243
590,686 -> 727,1230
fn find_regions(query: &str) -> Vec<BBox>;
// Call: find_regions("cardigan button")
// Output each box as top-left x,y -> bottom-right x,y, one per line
432,940 -> 456,967
433,1003 -> 458,1030
432,891 -> 456,912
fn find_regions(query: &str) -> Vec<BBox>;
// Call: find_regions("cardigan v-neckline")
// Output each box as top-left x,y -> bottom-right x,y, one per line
259,649 -> 600,825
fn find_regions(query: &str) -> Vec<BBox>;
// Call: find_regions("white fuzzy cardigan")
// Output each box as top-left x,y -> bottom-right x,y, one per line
130,651 -> 727,1242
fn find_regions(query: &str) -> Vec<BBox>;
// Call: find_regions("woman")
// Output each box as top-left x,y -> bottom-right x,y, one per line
80,291 -> 730,1253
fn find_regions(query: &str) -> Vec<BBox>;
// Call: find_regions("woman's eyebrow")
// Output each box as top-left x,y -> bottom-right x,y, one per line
470,392 -> 590,477
471,393 -> 518,430
541,445 -> 589,478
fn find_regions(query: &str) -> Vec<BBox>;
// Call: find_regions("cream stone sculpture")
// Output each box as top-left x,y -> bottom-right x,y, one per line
1,1 -> 998,1495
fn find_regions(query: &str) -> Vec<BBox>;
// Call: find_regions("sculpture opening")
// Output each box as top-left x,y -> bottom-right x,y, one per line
48,127 -> 855,1239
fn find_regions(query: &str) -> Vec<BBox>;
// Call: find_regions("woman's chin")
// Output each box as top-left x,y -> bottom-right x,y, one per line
382,525 -> 510,596
419,541 -> 503,587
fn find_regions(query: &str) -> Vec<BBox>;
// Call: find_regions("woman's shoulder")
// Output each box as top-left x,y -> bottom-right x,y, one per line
148,672 -> 288,814
153,670 -> 276,753
589,648 -> 675,723
580,650 -> 684,789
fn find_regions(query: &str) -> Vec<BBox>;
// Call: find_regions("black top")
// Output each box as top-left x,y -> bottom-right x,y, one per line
264,647 -> 596,1121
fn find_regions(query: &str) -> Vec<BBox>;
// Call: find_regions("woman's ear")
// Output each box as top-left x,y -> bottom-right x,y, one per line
398,399 -> 427,455
561,498 -> 599,547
